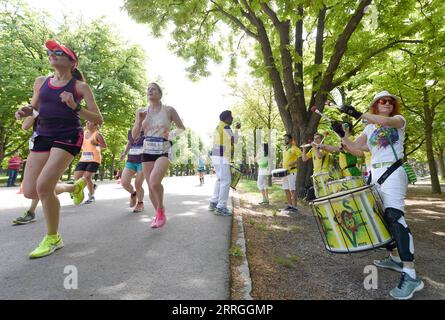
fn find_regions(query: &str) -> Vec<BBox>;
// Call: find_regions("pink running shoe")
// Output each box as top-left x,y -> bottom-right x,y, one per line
150,214 -> 158,228
153,208 -> 166,228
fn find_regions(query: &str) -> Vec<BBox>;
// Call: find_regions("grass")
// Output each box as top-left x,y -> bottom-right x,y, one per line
237,179 -> 287,203
229,245 -> 244,258
288,225 -> 302,233
254,222 -> 270,232
273,255 -> 299,268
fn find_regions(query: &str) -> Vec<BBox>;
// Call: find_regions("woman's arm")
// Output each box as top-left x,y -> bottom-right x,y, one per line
22,115 -> 36,130
361,113 -> 405,129
76,82 -> 103,125
342,143 -> 365,157
132,108 -> 146,140
168,106 -> 185,140
341,133 -> 368,151
95,133 -> 107,149
15,77 -> 45,119
120,141 -> 131,161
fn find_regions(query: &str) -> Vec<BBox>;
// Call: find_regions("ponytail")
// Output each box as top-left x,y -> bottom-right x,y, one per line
69,50 -> 85,82
72,68 -> 85,82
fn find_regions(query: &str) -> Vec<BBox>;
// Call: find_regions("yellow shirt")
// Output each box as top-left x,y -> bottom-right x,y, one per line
306,148 -> 331,174
283,145 -> 302,173
211,121 -> 234,162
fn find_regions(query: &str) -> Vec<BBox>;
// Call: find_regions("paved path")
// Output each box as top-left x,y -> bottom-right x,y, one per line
0,176 -> 232,300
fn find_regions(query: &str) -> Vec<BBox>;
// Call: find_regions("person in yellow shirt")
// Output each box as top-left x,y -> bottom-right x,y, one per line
209,110 -> 240,215
282,134 -> 302,212
301,132 -> 331,174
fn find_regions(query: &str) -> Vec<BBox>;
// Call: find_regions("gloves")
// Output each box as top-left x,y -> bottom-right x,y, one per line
340,105 -> 362,120
331,121 -> 345,138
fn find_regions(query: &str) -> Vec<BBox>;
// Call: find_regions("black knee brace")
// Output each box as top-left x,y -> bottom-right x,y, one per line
384,207 -> 414,262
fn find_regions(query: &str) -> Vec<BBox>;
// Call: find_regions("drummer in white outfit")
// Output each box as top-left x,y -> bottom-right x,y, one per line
339,91 -> 423,300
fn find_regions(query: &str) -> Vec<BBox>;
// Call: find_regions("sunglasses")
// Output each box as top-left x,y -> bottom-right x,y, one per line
47,49 -> 68,57
378,98 -> 395,106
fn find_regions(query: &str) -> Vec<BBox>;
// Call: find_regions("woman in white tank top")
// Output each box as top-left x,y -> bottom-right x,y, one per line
132,83 -> 185,229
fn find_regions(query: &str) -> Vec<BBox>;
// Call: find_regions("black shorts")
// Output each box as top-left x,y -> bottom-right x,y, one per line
31,131 -> 84,157
142,153 -> 169,163
75,162 -> 100,173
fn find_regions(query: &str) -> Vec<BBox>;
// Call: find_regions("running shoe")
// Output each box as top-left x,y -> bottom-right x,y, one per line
133,202 -> 144,213
374,256 -> 403,272
152,208 -> 166,228
390,272 -> 424,300
130,192 -> 137,207
215,207 -> 232,216
70,178 -> 86,205
208,202 -> 218,211
29,234 -> 64,259
13,210 -> 36,225
84,196 -> 95,204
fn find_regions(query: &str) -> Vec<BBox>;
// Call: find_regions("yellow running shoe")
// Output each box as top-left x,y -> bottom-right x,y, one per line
29,234 -> 64,259
70,177 -> 86,205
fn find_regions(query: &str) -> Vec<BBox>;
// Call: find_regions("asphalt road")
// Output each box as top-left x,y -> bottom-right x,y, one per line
0,175 -> 232,300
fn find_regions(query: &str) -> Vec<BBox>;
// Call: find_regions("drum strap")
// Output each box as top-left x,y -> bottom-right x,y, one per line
376,159 -> 403,185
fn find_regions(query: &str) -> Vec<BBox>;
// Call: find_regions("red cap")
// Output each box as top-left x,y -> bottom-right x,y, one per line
45,40 -> 78,69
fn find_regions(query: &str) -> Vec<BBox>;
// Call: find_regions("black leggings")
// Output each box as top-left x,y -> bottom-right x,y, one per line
384,207 -> 414,262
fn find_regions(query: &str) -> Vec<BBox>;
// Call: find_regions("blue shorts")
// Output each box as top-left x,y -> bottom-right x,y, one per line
125,161 -> 142,172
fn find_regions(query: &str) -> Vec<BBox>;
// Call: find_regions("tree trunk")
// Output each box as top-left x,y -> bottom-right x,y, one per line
423,88 -> 441,193
0,124 -> 5,165
100,156 -> 106,181
67,162 -> 73,181
436,146 -> 445,180
109,153 -> 115,181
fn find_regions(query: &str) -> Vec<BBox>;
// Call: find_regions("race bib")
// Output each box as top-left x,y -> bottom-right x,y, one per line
29,132 -> 38,150
143,136 -> 169,155
129,146 -> 143,156
82,152 -> 94,161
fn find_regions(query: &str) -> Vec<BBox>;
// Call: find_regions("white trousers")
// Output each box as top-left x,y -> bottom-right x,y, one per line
211,162 -> 231,209
371,166 -> 408,212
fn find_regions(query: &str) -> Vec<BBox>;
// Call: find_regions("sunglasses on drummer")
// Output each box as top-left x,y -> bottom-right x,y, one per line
378,98 -> 395,106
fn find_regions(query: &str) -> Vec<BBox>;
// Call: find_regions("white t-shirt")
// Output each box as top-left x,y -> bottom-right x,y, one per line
362,115 -> 406,165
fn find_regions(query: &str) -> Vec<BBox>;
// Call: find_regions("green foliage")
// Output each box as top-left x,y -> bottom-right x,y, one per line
0,0 -> 148,173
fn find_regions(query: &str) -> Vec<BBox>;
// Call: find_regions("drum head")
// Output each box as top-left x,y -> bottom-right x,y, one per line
310,185 -> 373,204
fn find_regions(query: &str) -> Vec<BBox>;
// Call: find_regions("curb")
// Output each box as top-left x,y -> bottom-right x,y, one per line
231,191 -> 253,300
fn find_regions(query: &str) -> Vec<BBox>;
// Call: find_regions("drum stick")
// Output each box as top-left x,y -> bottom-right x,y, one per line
311,106 -> 333,122
326,100 -> 361,131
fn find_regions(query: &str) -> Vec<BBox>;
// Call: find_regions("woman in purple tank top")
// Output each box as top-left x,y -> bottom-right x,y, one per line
14,40 -> 103,259
119,129 -> 145,213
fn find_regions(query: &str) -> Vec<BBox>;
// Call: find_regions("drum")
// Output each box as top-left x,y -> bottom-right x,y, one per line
312,171 -> 339,198
310,185 -> 393,253
230,166 -> 243,190
326,176 -> 366,195
272,168 -> 288,178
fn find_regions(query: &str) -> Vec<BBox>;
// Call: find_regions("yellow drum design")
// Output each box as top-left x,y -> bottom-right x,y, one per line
230,166 -> 243,190
310,185 -> 393,253
312,171 -> 340,198
326,176 -> 366,195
